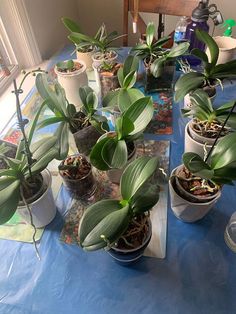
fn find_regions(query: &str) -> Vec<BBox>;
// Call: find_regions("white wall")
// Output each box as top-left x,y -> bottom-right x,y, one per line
24,0 -> 79,59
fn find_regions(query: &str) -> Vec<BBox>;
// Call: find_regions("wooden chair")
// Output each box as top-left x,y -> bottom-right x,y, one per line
123,0 -> 200,46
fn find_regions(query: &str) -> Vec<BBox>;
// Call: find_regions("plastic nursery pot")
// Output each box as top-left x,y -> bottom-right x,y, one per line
169,165 -> 221,223
72,125 -> 102,156
107,139 -> 136,184
17,169 -> 57,228
206,36 -> 236,65
107,216 -> 152,265
91,50 -> 118,68
59,154 -> 96,199
145,59 -> 175,93
76,50 -> 94,70
184,120 -> 228,158
54,60 -> 88,110
98,63 -> 121,98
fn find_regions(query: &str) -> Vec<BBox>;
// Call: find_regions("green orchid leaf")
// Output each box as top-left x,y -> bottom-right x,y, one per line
62,17 -> 81,33
118,88 -> 144,112
210,59 -> 236,76
0,169 -> 18,177
215,101 -> 236,115
146,22 -> 155,47
123,97 -> 154,135
174,72 -> 205,102
123,55 -> 139,78
79,199 -> 129,249
123,71 -> 136,89
217,113 -> 236,129
191,48 -> 209,64
90,136 -> 111,170
195,29 -> 219,67
102,89 -> 119,108
67,103 -> 77,118
37,116 -> 66,130
57,122 -> 70,160
0,179 -> 20,224
121,156 -> 159,200
102,138 -> 127,169
167,42 -> 189,58
115,116 -> 134,139
117,67 -> 124,86
131,182 -> 160,214
211,132 -> 236,169
79,199 -> 122,245
150,58 -> 166,78
152,36 -> 170,48
183,152 -> 214,179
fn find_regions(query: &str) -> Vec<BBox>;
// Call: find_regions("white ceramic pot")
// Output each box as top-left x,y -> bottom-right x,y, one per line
206,36 -> 236,65
185,121 -> 214,158
76,51 -> 93,70
169,166 -> 221,223
55,60 -> 88,110
17,169 -> 57,228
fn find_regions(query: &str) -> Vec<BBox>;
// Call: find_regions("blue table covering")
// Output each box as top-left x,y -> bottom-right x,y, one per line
0,46 -> 236,314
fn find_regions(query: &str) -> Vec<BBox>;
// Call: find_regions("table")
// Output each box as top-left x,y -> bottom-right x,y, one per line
0,46 -> 236,314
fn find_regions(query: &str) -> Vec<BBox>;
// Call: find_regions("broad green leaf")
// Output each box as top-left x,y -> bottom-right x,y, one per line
0,177 -> 17,191
167,42 -> 189,58
123,97 -> 154,135
90,136 -> 111,170
102,138 -> 127,169
0,180 -> 20,224
79,199 -> 123,242
191,48 -> 209,63
30,148 -> 58,175
150,58 -> 166,78
81,203 -> 130,250
195,29 -> 219,67
174,72 -> 205,102
211,132 -> 236,169
123,71 -> 136,89
146,22 -> 155,47
215,101 -> 236,115
118,88 -> 144,112
152,36 -> 170,48
30,136 -> 58,159
183,152 -> 214,179
57,123 -> 69,159
131,182 -> 160,214
115,116 -> 134,139
0,169 -> 18,177
123,55 -> 139,77
217,113 -> 236,129
102,89 -> 119,108
117,67 -> 124,86
121,156 -> 159,200
62,17 -> 81,33
211,59 -> 236,75
189,89 -> 213,115
37,116 -> 66,130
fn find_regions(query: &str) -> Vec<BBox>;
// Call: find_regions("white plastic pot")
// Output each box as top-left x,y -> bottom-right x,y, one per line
55,60 -> 88,110
206,36 -> 236,65
17,169 -> 57,228
92,50 -> 118,87
76,51 -> 93,70
169,166 -> 221,223
185,120 -> 216,158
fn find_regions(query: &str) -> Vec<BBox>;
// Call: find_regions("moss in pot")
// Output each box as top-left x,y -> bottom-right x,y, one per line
79,156 -> 162,264
59,154 -> 96,199
36,74 -> 109,157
